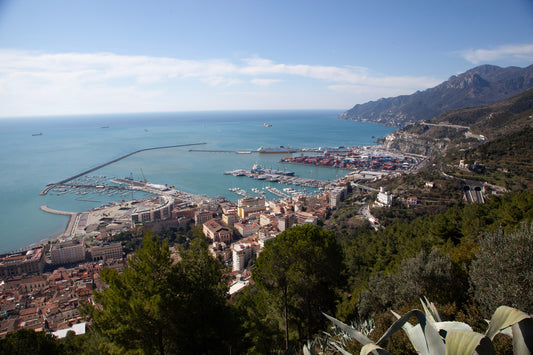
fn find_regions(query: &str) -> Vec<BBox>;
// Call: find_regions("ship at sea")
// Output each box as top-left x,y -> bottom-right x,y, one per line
257,146 -> 297,154
251,163 -> 295,176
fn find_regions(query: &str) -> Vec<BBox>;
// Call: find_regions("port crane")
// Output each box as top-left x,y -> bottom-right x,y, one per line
140,168 -> 147,183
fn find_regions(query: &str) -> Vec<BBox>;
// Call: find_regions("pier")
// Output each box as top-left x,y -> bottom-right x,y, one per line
225,169 -> 330,189
40,206 -> 80,240
40,143 -> 206,195
40,205 -> 77,216
189,149 -> 253,154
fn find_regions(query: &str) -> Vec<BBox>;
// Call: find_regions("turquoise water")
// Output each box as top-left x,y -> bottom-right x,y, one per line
0,110 -> 395,253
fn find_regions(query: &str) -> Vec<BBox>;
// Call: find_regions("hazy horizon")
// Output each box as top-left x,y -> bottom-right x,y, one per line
0,0 -> 532,118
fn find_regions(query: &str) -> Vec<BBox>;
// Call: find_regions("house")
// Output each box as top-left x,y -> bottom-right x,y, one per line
407,197 -> 418,206
376,187 -> 393,207
234,222 -> 260,238
202,219 -> 233,244
19,275 -> 48,293
195,211 -> 213,225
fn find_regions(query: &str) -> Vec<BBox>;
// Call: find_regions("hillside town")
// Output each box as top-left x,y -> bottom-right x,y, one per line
5,124 -> 512,341
1,144 -> 416,340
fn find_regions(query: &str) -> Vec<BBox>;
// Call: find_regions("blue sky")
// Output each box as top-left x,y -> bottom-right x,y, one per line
0,0 -> 532,117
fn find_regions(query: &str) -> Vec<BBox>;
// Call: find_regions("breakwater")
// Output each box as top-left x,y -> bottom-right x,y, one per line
40,142 -> 206,195
39,205 -> 79,239
189,149 -> 253,154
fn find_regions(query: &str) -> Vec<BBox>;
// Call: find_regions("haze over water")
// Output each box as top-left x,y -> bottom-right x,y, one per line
0,110 -> 395,253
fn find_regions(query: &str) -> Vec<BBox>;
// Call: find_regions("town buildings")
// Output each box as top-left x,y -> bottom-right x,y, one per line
195,210 -> 214,225
237,197 -> 266,218
1,170 -> 350,339
232,242 -> 261,272
202,219 -> 233,244
234,222 -> 260,238
51,240 -> 86,265
88,243 -> 123,261
131,195 -> 174,224
0,248 -> 46,277
0,258 -> 124,339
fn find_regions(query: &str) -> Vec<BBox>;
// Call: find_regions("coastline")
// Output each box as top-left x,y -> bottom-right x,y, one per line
0,112 -> 396,253
38,205 -> 80,245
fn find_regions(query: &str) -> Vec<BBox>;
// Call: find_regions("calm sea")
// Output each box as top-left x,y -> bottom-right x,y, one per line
0,110 -> 395,253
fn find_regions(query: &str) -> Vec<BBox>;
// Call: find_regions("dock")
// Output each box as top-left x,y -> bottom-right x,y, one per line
40,143 -> 206,195
189,149 -> 253,154
224,169 -> 330,189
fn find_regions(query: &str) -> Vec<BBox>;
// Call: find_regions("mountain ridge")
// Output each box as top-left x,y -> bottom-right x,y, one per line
339,64 -> 533,126
381,87 -> 533,157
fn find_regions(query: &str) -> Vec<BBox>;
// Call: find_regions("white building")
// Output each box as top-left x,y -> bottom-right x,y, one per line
376,187 -> 393,207
131,195 -> 174,224
232,244 -> 252,272
232,242 -> 261,272
328,186 -> 348,208
51,240 -> 86,265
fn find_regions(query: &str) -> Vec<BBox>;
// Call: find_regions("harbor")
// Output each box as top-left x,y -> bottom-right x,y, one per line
224,165 -> 330,189
227,186 -> 312,199
36,143 -> 410,243
40,142 -> 206,195
1,111 -> 397,254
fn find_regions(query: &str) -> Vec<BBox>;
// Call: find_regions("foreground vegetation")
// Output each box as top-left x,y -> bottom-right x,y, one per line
320,301 -> 532,355
2,189 -> 531,354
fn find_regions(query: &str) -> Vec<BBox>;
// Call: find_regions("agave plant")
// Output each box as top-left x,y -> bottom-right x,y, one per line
314,298 -> 532,355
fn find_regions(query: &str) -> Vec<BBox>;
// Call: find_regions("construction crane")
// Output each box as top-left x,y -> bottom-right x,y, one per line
140,168 -> 147,183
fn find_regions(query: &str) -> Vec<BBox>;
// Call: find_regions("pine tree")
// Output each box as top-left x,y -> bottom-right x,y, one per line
87,233 -> 238,354
253,224 -> 344,349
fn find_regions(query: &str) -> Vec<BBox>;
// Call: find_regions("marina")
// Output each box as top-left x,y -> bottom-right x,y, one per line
40,142 -> 206,195
227,186 -> 310,199
224,168 -> 330,189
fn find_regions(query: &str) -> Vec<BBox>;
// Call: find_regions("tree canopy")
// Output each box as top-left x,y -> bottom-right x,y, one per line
470,222 -> 533,316
86,233 -> 239,354
252,224 -> 344,350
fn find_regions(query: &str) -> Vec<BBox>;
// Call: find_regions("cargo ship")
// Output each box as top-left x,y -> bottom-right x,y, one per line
257,146 -> 297,154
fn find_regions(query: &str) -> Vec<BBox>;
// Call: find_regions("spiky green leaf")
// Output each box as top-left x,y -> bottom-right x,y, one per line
323,313 -> 374,346
376,309 -> 445,355
332,341 -> 356,355
445,330 -> 495,355
360,343 -> 394,355
485,306 -> 531,340
421,297 -> 442,323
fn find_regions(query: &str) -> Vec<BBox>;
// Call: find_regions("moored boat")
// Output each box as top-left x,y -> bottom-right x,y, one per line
257,146 -> 297,154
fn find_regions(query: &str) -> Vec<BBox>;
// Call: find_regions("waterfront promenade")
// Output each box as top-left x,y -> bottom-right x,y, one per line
39,205 -> 79,241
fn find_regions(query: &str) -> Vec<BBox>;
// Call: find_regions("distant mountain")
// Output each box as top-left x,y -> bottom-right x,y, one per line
339,64 -> 533,127
381,87 -> 533,156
